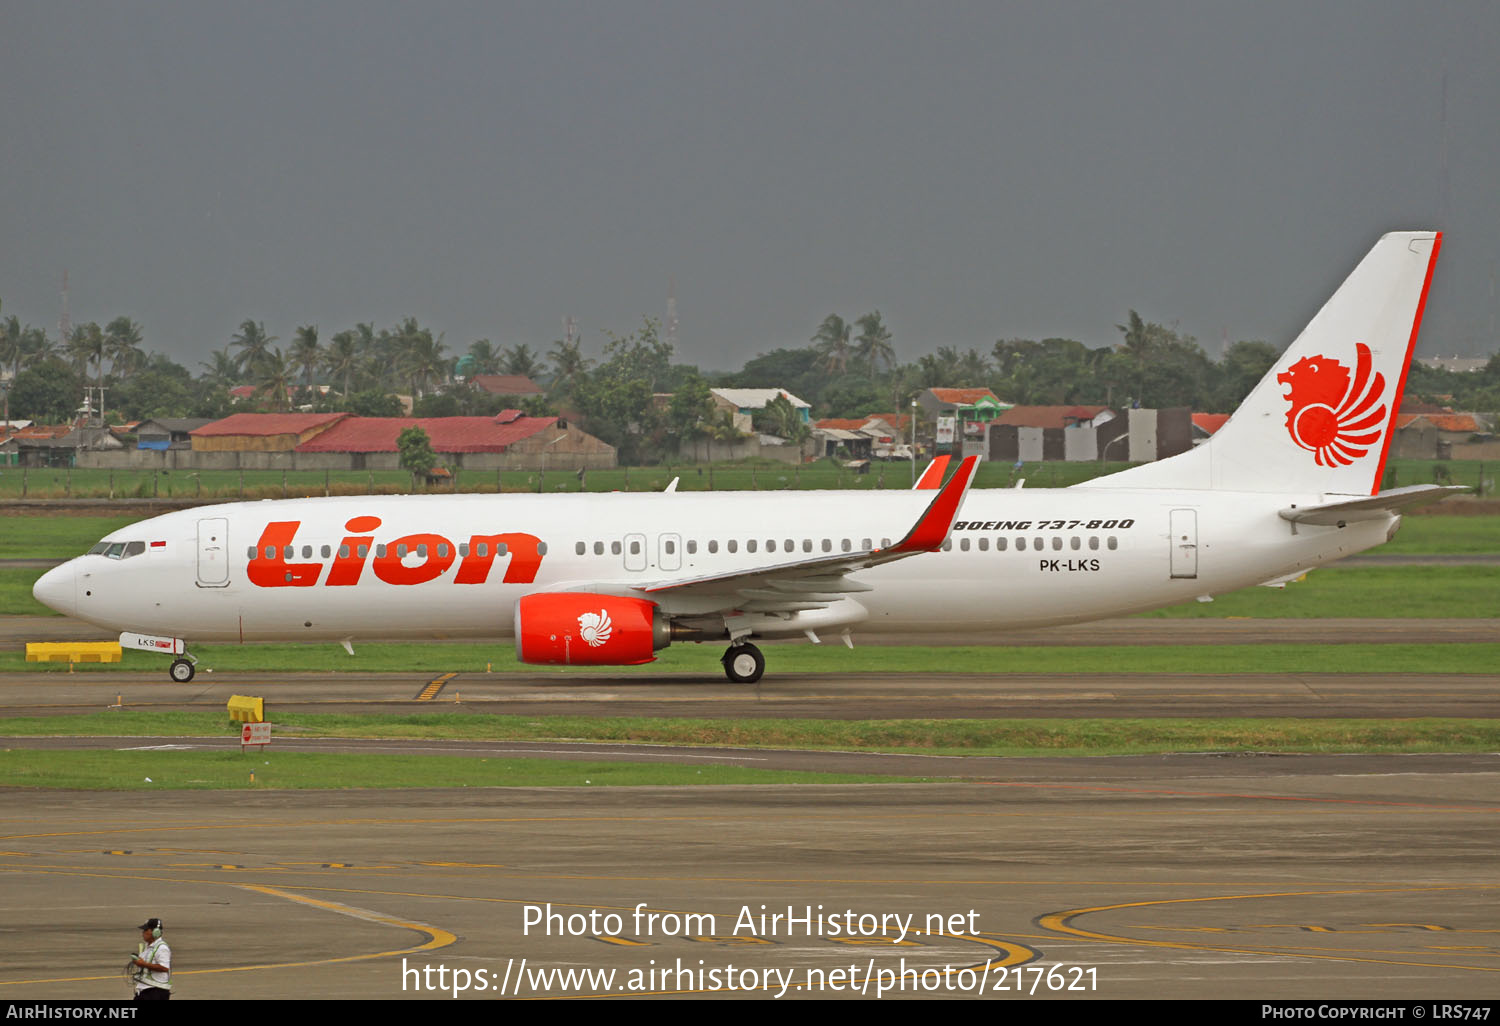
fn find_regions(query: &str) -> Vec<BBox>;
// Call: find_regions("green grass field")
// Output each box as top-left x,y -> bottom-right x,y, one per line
0,749 -> 923,789
5,710 -> 1499,759
3,640 -> 1496,675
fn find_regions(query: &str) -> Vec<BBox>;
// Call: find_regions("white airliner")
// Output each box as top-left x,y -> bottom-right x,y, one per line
33,231 -> 1458,684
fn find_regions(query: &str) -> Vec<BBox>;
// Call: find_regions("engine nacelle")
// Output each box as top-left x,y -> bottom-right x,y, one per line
514,593 -> 670,666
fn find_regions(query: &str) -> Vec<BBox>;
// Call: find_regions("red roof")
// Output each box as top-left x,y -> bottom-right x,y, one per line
471,374 -> 544,396
865,412 -> 913,432
928,387 -> 999,406
1399,413 -> 1480,433
192,413 -> 349,437
295,415 -> 558,453
1192,413 -> 1230,435
995,405 -> 1112,429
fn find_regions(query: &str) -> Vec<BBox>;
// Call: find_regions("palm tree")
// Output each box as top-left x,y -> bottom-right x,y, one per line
464,339 -> 502,376
252,348 -> 293,412
502,342 -> 540,379
394,318 -> 447,397
198,348 -> 240,390
0,316 -> 22,381
231,320 -> 277,377
854,311 -> 896,376
812,314 -> 853,374
1116,310 -> 1154,405
104,316 -> 145,379
546,337 -> 590,398
290,325 -> 321,392
323,330 -> 360,398
67,322 -> 107,386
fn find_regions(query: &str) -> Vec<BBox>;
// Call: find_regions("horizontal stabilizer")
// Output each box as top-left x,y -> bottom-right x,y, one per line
1278,485 -> 1468,526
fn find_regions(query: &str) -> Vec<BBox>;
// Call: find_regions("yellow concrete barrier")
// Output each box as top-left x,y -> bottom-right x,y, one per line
227,695 -> 264,723
25,642 -> 122,664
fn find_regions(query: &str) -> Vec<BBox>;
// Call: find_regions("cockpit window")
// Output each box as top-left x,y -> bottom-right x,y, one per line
93,540 -> 147,559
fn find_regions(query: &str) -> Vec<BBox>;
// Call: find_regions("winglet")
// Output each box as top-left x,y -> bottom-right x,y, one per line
887,455 -> 979,553
912,455 -> 950,490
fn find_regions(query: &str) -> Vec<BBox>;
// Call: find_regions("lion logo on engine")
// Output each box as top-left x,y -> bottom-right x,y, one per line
578,610 -> 613,647
1276,342 -> 1388,467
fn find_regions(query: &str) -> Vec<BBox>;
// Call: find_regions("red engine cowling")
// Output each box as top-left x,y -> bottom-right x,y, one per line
514,593 -> 670,666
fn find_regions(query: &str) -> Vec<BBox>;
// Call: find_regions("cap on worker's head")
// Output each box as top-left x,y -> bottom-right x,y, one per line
137,918 -> 163,933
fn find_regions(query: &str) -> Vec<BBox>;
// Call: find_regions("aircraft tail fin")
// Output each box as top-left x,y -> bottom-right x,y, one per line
1090,231 -> 1441,495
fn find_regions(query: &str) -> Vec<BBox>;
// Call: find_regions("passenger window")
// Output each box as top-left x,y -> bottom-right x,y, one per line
459,543 -> 470,557
537,542 -> 547,555
784,539 -> 793,552
802,539 -> 812,552
821,539 -> 831,552
1070,537 -> 1080,550
340,545 -> 350,558
978,537 -> 989,551
264,545 -> 276,559
766,540 -> 776,552
575,542 -> 586,555
497,543 -> 508,556
880,538 -> 891,548
246,546 -> 257,559
611,541 -> 621,555
687,540 -> 697,554
728,540 -> 738,553
321,545 -> 332,558
594,541 -> 604,555
357,544 -> 368,558
1107,536 -> 1118,550
1016,537 -> 1026,551
959,538 -> 970,552
397,544 -> 409,558
747,540 -> 758,553
861,538 -> 872,550
708,540 -> 718,554
1088,537 -> 1099,550
437,544 -> 448,558
996,537 -> 1007,551
841,538 -> 851,552
630,540 -> 641,555
283,546 -> 293,560
1051,537 -> 1062,551
377,545 -> 388,558
1033,537 -> 1043,550
941,539 -> 952,552
665,540 -> 676,554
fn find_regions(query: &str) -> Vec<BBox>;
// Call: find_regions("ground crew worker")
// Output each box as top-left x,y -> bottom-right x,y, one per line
131,918 -> 171,1000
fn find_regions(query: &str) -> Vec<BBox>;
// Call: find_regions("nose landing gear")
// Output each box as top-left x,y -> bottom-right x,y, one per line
168,657 -> 197,683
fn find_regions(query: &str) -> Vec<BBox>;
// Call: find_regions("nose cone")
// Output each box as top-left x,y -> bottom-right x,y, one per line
32,561 -> 77,617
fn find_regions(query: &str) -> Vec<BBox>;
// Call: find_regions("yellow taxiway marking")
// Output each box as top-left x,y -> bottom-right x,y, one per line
1039,889 -> 1500,973
0,881 -> 456,987
416,672 -> 458,701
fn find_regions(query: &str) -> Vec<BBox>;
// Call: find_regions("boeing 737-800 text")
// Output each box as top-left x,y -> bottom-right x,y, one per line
32,231 -> 1457,684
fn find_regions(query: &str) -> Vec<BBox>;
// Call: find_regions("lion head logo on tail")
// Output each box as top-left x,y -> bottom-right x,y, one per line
1276,342 -> 1388,467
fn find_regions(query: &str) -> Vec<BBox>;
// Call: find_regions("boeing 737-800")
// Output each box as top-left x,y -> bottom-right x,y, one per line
32,231 -> 1458,684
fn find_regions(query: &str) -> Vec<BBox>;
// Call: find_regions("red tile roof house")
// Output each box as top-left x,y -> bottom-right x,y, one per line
295,411 -> 616,470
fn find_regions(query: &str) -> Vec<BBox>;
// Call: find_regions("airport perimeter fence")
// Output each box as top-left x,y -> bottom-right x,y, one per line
0,458 -> 1488,502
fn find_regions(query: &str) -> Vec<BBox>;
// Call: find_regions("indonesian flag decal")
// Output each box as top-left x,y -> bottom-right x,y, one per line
577,609 -> 613,647
1276,342 -> 1387,467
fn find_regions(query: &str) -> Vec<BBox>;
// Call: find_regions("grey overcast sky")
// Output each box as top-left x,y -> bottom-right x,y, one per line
3,0 -> 1498,372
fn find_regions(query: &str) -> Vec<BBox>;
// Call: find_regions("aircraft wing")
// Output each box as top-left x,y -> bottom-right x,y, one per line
1278,484 -> 1469,526
634,455 -> 979,615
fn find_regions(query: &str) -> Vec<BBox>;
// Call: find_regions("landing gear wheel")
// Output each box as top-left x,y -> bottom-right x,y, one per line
722,643 -> 765,684
169,658 -> 195,683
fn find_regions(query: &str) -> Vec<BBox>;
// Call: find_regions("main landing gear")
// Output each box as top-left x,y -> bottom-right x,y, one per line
721,642 -> 765,684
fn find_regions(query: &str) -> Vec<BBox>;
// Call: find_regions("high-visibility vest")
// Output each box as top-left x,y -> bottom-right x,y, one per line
135,938 -> 171,991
